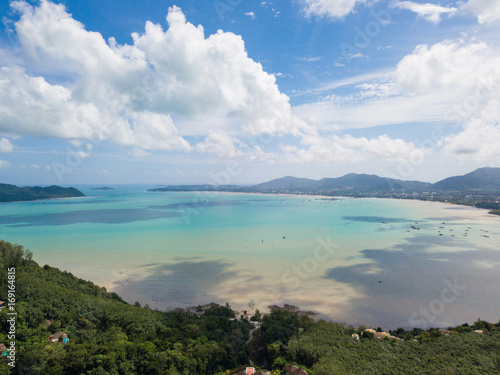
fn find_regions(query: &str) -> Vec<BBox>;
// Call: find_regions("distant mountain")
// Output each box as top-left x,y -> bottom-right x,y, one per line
433,167 -> 500,192
252,173 -> 431,193
0,184 -> 85,203
148,167 -> 500,196
254,176 -> 318,190
91,186 -> 114,191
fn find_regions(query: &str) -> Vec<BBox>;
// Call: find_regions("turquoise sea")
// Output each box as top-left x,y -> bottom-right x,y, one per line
1,185 -> 499,329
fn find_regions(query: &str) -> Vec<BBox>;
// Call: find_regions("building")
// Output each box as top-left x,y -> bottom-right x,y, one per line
0,343 -> 8,357
234,367 -> 270,375
48,332 -> 69,343
284,364 -> 309,375
365,328 -> 401,340
0,301 -> 5,311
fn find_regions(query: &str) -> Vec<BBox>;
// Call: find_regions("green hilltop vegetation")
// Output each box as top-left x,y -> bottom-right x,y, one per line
1,241 -> 500,375
0,184 -> 84,203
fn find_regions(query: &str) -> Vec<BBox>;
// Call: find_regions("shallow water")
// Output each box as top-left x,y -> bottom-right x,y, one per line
1,185 -> 499,329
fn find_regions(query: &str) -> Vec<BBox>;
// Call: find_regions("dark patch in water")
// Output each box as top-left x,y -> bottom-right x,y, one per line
324,234 -> 500,329
0,209 -> 179,227
148,200 -> 246,210
37,198 -> 124,205
114,260 -> 237,308
342,216 -> 411,223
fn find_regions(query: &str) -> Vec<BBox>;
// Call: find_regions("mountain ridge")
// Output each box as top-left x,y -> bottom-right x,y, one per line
150,167 -> 500,194
148,167 -> 500,214
0,184 -> 85,203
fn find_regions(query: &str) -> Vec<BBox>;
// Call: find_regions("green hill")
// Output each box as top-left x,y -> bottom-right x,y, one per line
254,176 -> 318,190
0,241 -> 251,375
433,167 -> 500,192
150,167 -> 500,196
0,184 -> 85,203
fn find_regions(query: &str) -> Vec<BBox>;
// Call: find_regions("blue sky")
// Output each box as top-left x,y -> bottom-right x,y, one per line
0,0 -> 499,185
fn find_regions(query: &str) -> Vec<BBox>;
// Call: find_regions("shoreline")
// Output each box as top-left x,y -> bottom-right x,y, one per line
149,189 -> 498,217
0,196 -> 86,204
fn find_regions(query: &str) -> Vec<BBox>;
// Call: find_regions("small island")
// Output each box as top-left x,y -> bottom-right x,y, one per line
0,183 -> 85,203
90,186 -> 114,191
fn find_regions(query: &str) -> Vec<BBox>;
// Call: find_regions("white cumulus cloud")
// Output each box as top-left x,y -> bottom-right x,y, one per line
461,0 -> 500,24
395,41 -> 498,93
196,131 -> 245,159
0,137 -> 14,153
392,1 -> 457,24
300,0 -> 366,19
282,133 -> 423,163
294,38 -> 500,163
0,1 -> 304,158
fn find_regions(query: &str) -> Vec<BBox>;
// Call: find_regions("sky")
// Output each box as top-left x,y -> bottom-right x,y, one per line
0,0 -> 499,186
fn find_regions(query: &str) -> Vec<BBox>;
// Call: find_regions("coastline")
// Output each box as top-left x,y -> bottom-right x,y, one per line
0,195 -> 90,204
149,189 -> 498,217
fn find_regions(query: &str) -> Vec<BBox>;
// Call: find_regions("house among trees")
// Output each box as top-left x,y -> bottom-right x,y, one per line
284,364 -> 309,375
234,367 -> 269,375
0,301 -> 5,311
48,332 -> 69,343
365,328 -> 401,340
0,343 -> 8,357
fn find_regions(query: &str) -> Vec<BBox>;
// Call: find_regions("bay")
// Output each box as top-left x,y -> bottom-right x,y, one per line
0,185 -> 499,329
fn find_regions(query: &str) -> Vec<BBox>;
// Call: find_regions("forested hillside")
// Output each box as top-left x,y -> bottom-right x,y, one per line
0,241 -> 251,374
0,184 -> 84,203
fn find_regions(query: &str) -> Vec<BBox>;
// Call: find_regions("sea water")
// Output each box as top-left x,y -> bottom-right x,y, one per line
0,185 -> 499,329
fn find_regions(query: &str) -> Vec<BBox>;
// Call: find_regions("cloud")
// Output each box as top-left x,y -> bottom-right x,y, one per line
395,41 -> 497,93
196,131 -> 245,159
0,1 -> 303,158
283,133 -> 424,163
0,160 -> 12,168
392,1 -> 457,24
461,0 -> 500,24
294,38 -> 500,163
392,0 -> 500,25
297,56 -> 322,62
130,5 -> 303,136
443,99 -> 500,161
398,41 -> 500,160
245,12 -> 256,19
300,0 -> 366,19
0,138 -> 14,153
195,131 -> 276,161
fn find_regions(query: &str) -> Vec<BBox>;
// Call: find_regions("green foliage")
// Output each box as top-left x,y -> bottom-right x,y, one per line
0,241 -> 250,375
250,309 -> 261,322
0,241 -> 32,269
0,184 -> 84,203
258,311 -> 500,375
